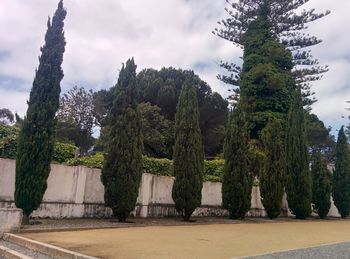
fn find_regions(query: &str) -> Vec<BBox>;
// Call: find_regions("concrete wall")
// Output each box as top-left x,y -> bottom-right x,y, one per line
0,158 -> 341,218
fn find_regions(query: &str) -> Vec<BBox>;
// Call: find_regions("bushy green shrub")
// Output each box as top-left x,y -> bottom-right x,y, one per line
67,153 -> 104,168
0,124 -> 78,163
142,156 -> 173,176
52,142 -> 78,163
204,160 -> 224,182
67,153 -> 224,182
0,124 -> 19,159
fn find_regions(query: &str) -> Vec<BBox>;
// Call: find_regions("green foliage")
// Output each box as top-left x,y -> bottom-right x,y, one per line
0,124 -> 19,159
139,102 -> 174,158
68,153 -> 223,182
215,0 -> 329,108
142,156 -> 173,176
67,153 -> 104,168
311,152 -> 331,219
101,58 -> 143,222
306,113 -> 335,162
95,67 -> 228,157
240,18 -> 292,139
56,86 -> 95,154
222,108 -> 252,219
172,79 -> 204,221
333,126 -> 350,218
260,118 -> 285,219
285,91 -> 312,219
52,142 -> 77,163
15,1 -> 67,219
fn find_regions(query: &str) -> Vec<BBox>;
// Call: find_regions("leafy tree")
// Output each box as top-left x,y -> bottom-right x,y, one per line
15,0 -> 66,224
215,0 -> 329,108
222,107 -> 252,219
311,151 -> 331,219
57,86 -> 95,154
333,126 -> 350,218
101,58 -> 143,222
139,102 -> 173,158
306,112 -> 336,162
260,118 -> 285,219
94,68 -> 228,157
285,91 -> 312,219
0,108 -> 14,125
172,78 -> 204,221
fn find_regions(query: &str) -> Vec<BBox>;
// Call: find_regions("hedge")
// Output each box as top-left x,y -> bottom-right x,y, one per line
67,153 -> 225,182
0,124 -> 78,163
0,125 -> 225,182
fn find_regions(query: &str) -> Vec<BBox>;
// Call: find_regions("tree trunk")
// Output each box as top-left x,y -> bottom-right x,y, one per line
22,213 -> 30,225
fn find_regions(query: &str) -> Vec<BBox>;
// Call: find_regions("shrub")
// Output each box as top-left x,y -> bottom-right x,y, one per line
204,160 -> 224,182
0,124 -> 19,159
142,156 -> 173,176
52,142 -> 78,163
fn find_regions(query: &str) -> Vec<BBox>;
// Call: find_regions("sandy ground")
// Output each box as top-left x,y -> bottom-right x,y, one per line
21,220 -> 350,259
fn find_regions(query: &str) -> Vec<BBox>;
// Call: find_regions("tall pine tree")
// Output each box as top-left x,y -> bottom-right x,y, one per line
222,107 -> 252,219
15,0 -> 66,224
333,126 -> 350,218
311,151 -> 331,219
239,15 -> 293,138
172,78 -> 204,221
285,90 -> 312,219
215,0 -> 329,108
101,58 -> 143,222
260,118 -> 285,219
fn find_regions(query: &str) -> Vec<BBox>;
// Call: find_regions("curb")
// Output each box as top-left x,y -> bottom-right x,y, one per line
0,245 -> 32,259
3,233 -> 98,259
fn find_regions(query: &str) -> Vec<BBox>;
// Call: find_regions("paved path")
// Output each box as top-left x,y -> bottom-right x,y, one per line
20,220 -> 350,259
247,241 -> 350,258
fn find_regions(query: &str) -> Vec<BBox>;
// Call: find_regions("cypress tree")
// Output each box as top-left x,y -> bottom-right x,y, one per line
101,58 -> 143,222
222,107 -> 252,219
311,151 -> 331,219
333,126 -> 350,218
285,91 -> 312,219
15,0 -> 66,224
260,118 -> 285,219
172,78 -> 204,221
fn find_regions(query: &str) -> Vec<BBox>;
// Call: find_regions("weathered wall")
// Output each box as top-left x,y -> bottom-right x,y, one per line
0,158 -> 341,218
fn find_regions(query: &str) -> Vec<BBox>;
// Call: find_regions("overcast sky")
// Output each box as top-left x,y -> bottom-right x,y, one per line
0,0 -> 349,135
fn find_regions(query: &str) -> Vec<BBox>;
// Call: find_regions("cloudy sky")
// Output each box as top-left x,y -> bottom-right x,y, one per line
0,0 -> 349,135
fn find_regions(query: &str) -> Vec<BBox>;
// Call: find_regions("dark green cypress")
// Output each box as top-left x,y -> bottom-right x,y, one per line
260,118 -> 285,219
101,58 -> 143,222
172,78 -> 204,221
333,126 -> 350,218
285,90 -> 312,219
15,0 -> 66,224
222,107 -> 252,219
311,151 -> 331,219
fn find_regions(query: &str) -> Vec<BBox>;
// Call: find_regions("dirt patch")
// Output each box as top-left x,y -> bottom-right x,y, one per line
21,220 -> 350,259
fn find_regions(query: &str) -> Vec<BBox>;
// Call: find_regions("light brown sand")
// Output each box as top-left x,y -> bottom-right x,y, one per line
21,220 -> 350,259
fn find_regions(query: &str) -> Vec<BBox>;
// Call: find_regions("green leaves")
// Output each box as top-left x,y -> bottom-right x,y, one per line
172,79 -> 204,221
101,58 -> 143,222
15,0 -> 67,218
333,126 -> 350,218
222,108 -> 252,219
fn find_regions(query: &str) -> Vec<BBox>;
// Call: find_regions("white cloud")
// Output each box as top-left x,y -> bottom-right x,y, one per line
0,0 -> 349,133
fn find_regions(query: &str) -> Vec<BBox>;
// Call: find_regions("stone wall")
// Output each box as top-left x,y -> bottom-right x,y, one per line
0,158 -> 341,218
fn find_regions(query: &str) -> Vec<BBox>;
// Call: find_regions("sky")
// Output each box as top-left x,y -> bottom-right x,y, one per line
0,0 -> 349,136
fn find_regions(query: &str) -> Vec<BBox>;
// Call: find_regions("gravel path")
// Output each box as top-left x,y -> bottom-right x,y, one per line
247,241 -> 350,259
